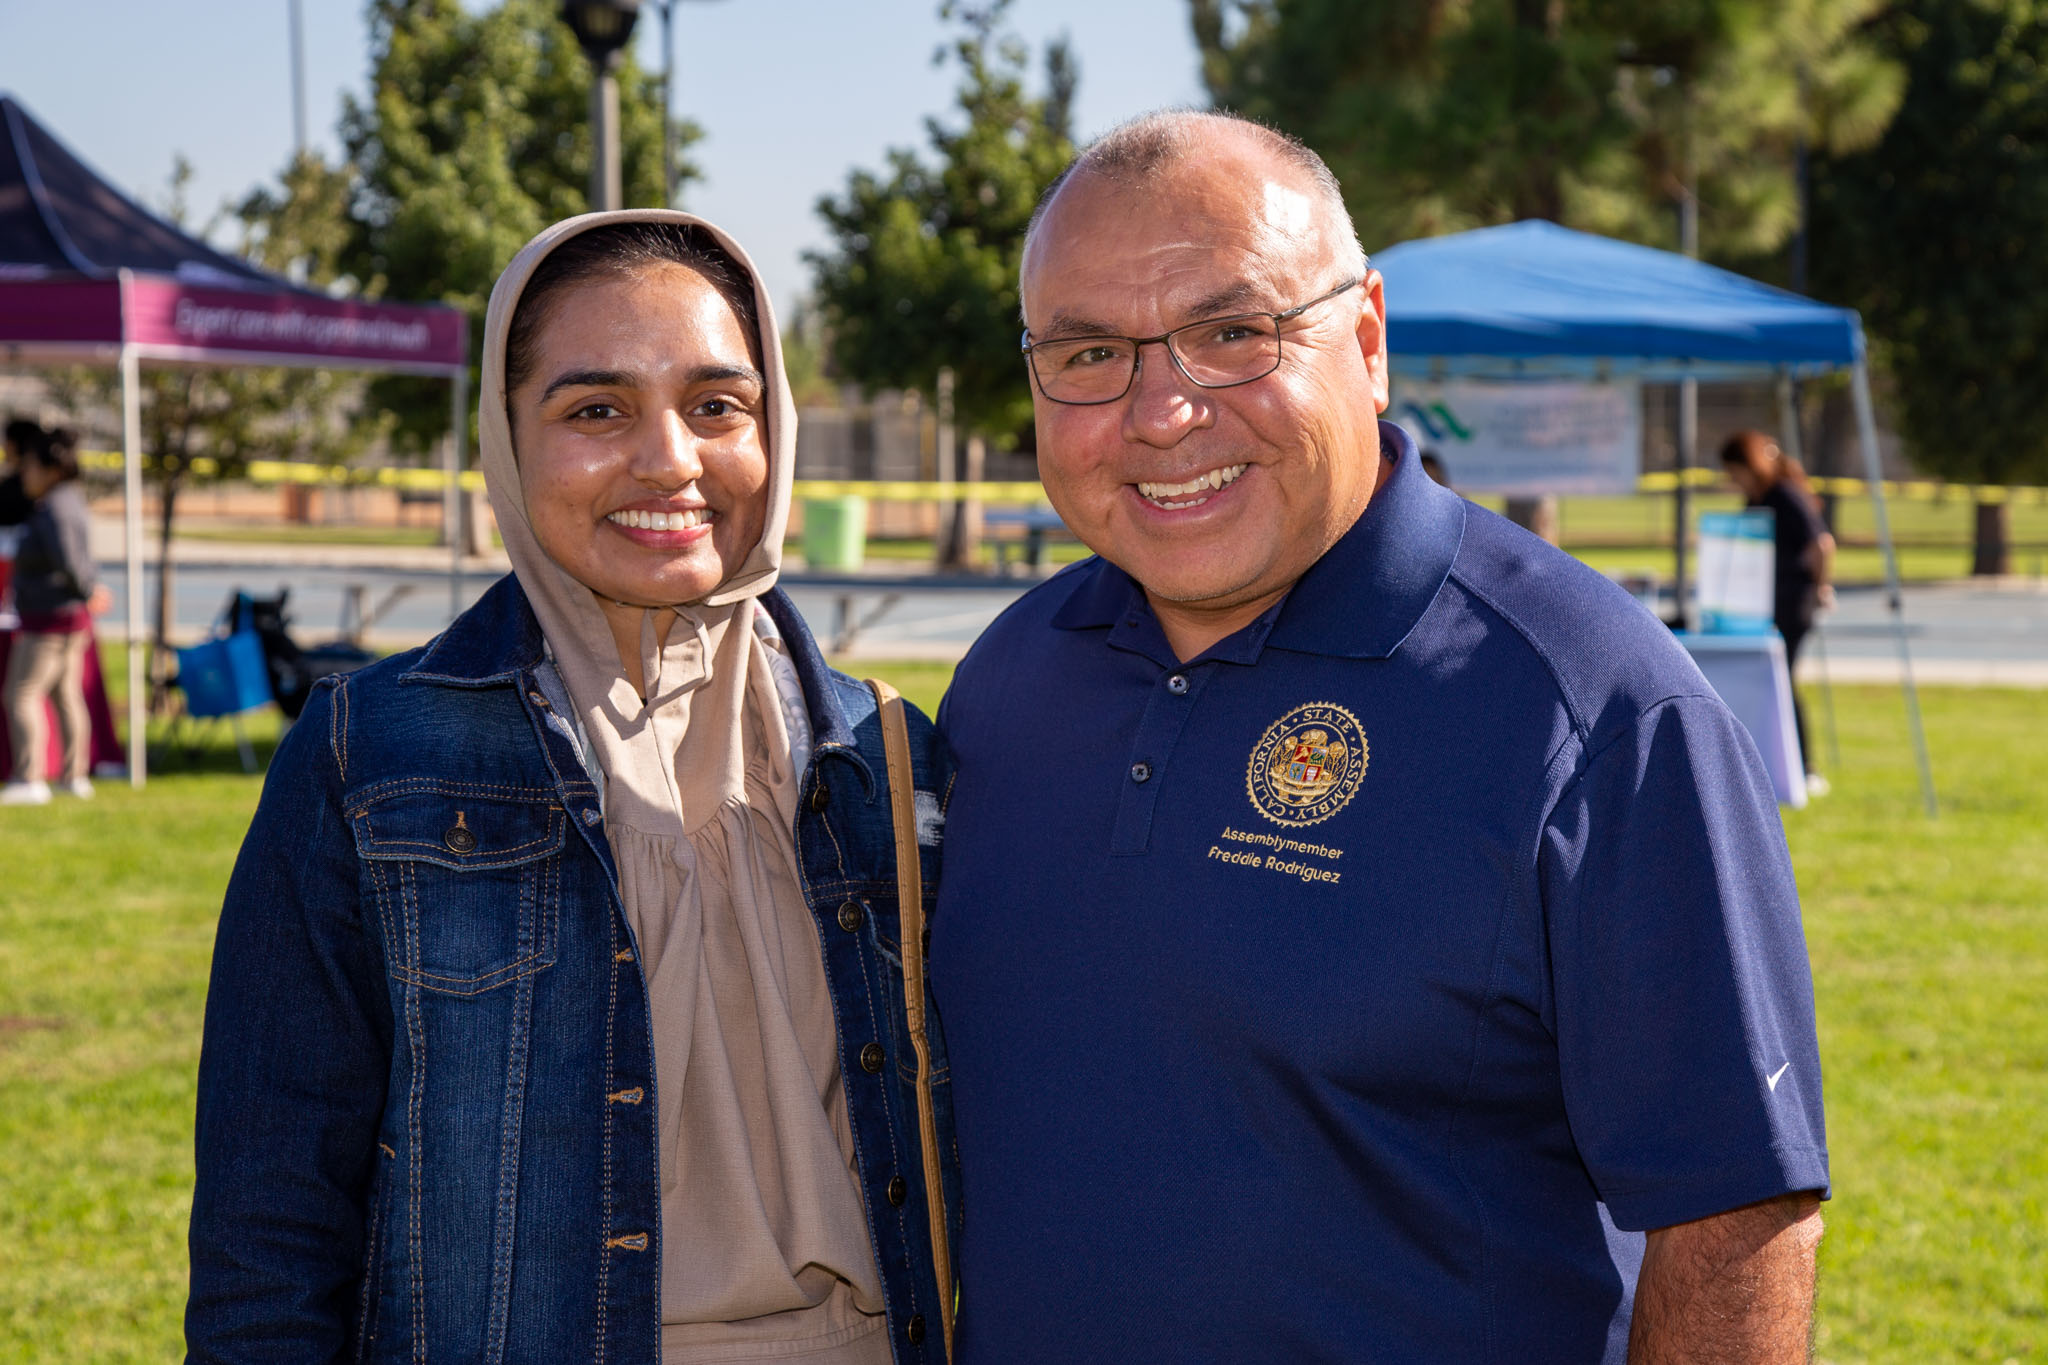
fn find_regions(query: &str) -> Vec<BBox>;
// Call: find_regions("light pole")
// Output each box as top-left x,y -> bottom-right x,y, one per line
650,0 -> 731,207
658,0 -> 676,206
288,0 -> 307,158
562,0 -> 642,212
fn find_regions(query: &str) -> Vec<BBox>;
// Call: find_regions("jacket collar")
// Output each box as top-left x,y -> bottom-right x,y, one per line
401,574 -> 547,687
759,589 -> 861,754
1048,420 -> 1464,662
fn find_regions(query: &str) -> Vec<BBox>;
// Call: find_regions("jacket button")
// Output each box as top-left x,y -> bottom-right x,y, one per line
838,900 -> 864,932
860,1043 -> 885,1074
809,782 -> 831,813
905,1315 -> 926,1344
1166,673 -> 1189,695
583,808 -> 602,826
886,1175 -> 908,1206
444,824 -> 477,854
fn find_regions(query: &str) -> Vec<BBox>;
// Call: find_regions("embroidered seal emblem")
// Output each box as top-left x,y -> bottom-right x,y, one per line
1245,702 -> 1368,827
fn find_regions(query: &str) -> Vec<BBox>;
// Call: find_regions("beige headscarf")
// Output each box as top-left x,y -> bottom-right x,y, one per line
481,212 -> 889,1363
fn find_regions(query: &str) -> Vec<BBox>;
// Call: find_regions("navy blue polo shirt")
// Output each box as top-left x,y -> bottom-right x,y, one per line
930,424 -> 1828,1364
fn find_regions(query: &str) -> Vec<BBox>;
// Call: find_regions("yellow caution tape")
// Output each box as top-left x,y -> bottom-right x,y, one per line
790,480 -> 1050,502
72,450 -> 2046,506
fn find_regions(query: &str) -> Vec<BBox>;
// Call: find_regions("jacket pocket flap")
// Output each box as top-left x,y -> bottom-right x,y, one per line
350,790 -> 565,870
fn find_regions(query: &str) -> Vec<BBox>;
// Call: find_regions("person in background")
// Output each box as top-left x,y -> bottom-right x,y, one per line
2,418 -> 43,526
1720,430 -> 1835,797
3,425 -> 108,805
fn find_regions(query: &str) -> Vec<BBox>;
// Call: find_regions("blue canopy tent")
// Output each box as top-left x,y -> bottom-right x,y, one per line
1375,221 -> 1934,812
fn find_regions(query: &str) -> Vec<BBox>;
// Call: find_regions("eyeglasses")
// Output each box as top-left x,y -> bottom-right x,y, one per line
1020,275 -> 1365,406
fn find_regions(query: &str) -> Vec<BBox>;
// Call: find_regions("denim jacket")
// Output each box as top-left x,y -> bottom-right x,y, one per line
187,575 -> 960,1365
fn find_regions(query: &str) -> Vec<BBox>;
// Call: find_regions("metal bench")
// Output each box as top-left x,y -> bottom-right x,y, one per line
983,506 -> 1068,575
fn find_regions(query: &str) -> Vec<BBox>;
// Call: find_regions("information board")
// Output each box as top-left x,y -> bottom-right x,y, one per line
1391,378 -> 1642,495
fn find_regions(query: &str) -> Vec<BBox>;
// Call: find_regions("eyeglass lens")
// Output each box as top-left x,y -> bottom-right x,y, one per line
1031,313 -> 1282,403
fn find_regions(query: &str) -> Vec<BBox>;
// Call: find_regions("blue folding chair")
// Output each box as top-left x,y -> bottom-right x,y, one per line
171,627 -> 272,772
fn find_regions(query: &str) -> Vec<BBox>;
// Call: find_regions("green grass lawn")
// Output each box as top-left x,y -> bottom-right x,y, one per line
1,679 -> 2041,1362
1793,686 -> 2048,1362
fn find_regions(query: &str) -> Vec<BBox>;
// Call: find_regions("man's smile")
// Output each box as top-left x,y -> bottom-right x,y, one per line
1134,462 -> 1249,510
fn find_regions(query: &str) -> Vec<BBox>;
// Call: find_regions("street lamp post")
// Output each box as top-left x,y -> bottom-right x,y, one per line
658,0 -> 676,206
562,0 -> 642,212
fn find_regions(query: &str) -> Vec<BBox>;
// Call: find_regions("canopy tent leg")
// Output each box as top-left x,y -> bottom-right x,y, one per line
1851,361 -> 1937,817
1774,370 -> 1804,464
118,345 -> 146,788
1673,369 -> 1698,630
447,368 -> 468,625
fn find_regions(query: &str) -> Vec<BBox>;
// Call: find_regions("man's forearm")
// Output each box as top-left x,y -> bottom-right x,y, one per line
1628,1194 -> 1823,1364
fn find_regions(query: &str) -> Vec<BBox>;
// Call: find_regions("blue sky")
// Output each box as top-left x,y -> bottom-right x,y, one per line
2,0 -> 1206,314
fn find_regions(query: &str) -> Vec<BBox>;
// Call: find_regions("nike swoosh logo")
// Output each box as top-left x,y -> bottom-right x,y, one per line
1766,1062 -> 1792,1092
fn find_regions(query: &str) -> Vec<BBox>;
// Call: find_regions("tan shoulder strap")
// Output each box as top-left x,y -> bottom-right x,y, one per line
867,678 -> 955,1359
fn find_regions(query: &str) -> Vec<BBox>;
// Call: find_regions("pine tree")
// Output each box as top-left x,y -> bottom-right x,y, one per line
1811,0 -> 2048,572
1192,0 -> 1901,264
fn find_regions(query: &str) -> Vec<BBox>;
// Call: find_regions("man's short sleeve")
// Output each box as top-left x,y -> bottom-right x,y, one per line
1541,693 -> 1829,1232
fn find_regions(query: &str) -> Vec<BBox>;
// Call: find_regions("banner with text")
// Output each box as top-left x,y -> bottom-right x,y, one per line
1392,378 -> 1642,496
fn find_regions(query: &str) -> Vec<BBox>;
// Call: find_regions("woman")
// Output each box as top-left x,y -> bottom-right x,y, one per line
188,213 -> 958,1364
3,424 -> 104,804
1720,430 -> 1835,795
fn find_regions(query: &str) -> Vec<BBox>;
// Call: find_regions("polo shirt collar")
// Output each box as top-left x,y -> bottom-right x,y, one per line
1047,419 -> 1464,663
1266,419 -> 1465,660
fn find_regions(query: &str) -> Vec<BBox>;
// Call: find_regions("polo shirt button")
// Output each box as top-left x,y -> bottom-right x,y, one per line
1130,761 -> 1152,784
809,782 -> 831,813
838,899 -> 864,932
887,1175 -> 908,1206
860,1042 -> 885,1073
1166,674 -> 1189,695
905,1315 -> 926,1345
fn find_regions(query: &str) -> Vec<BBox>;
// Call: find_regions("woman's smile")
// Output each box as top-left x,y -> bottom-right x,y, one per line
605,502 -> 715,537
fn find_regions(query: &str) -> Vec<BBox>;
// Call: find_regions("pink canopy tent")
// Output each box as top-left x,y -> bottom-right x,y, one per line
0,93 -> 469,784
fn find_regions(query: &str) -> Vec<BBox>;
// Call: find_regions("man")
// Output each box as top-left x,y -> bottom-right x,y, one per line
930,111 -> 1828,1363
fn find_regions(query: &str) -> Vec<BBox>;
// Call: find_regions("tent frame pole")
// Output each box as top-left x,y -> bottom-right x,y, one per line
446,370 -> 468,624
1674,368 -> 1697,630
1851,361 -> 1937,817
119,341 -> 146,787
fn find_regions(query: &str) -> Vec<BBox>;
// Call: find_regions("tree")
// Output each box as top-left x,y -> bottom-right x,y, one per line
807,0 -> 1076,446
1810,0 -> 2048,573
341,0 -> 701,452
1192,0 -> 1901,266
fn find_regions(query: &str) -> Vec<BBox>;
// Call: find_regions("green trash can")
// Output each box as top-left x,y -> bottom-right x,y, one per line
802,495 -> 867,570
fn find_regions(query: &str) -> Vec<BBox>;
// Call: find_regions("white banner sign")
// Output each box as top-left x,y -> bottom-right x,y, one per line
1392,379 -> 1642,496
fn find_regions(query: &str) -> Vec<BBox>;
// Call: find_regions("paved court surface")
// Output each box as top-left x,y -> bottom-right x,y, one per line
86,522 -> 2048,684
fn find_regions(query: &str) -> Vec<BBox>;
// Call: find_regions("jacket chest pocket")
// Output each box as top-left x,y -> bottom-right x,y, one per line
350,787 -> 565,996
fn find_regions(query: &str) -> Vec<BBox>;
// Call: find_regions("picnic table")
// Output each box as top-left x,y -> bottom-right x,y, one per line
983,506 -> 1068,575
